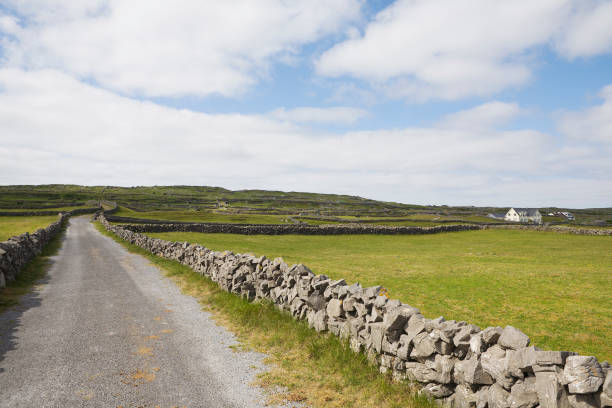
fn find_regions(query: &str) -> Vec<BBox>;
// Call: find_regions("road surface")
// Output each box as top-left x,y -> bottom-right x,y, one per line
0,216 -> 280,407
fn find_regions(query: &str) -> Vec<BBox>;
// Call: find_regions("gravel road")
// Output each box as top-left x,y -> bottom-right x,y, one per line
0,216 -> 285,407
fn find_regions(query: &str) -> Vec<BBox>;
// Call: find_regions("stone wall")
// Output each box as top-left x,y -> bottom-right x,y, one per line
484,225 -> 612,236
0,206 -> 101,217
114,219 -> 482,235
0,207 -> 101,288
97,214 -> 611,408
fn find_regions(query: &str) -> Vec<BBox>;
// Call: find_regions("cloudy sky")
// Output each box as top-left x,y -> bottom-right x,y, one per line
1,0 -> 611,207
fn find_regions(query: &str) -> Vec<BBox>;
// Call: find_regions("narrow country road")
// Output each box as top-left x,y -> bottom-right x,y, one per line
0,216 -> 278,408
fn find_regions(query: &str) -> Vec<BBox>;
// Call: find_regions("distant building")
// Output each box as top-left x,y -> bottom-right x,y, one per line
505,208 -> 542,224
560,211 -> 575,220
487,213 -> 506,220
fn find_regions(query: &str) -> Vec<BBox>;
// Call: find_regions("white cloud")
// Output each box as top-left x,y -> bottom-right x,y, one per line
438,101 -> 523,131
556,1 -> 612,58
1,68 -> 610,207
0,0 -> 362,98
316,0 -> 612,101
557,84 -> 612,143
268,106 -> 369,124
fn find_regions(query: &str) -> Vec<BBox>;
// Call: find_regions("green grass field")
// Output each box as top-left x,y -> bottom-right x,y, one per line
0,215 -> 60,241
147,229 -> 612,362
0,205 -> 92,213
113,206 -> 293,224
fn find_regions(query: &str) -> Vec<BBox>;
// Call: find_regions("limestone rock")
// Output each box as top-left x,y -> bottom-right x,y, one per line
326,298 -> 344,318
563,356 -> 605,394
603,369 -> 612,397
410,332 -> 436,359
489,382 -> 511,408
422,383 -> 454,398
499,326 -> 531,350
454,384 -> 479,408
568,394 -> 599,408
509,377 -> 539,408
482,326 -> 504,345
481,345 -> 515,389
536,370 -> 571,408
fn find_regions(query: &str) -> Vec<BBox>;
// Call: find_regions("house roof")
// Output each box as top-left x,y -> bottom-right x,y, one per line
510,208 -> 540,216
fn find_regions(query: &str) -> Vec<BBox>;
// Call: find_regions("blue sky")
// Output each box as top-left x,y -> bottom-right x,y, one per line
0,1 -> 611,207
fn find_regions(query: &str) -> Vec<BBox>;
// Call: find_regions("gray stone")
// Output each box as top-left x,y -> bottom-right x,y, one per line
603,369 -> 612,397
456,356 -> 494,385
488,382 -> 511,408
482,326 -> 504,345
536,370 -> 571,408
312,310 -> 327,332
369,323 -> 385,353
600,391 -> 612,407
434,354 -> 455,384
454,384 -> 479,408
326,298 -> 344,318
499,326 -> 531,350
470,333 -> 484,355
354,302 -> 368,317
307,294 -> 326,311
568,394 -> 599,408
537,351 -> 574,367
481,345 -> 515,389
366,307 -> 383,323
382,306 -> 410,333
405,314 -> 426,342
374,295 -> 388,309
342,297 -> 356,312
509,377 -> 539,408
563,356 -> 605,394
422,383 -> 454,398
410,332 -> 437,359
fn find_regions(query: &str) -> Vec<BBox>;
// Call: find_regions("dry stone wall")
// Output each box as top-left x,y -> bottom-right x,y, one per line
117,220 -> 482,235
0,207 -> 101,288
0,206 -> 101,217
98,214 -> 611,408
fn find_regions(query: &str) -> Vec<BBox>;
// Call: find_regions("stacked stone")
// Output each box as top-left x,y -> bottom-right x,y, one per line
118,220 -> 481,235
0,213 -> 68,288
484,225 -> 612,236
98,214 -> 611,408
0,206 -> 100,217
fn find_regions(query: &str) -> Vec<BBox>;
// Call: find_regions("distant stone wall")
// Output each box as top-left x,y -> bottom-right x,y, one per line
97,214 -> 611,408
115,219 -> 482,235
0,206 -> 101,217
0,206 -> 101,288
484,225 -> 612,236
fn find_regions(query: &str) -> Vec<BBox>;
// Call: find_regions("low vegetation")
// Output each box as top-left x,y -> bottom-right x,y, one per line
94,222 -> 435,408
146,229 -> 612,362
0,215 -> 60,241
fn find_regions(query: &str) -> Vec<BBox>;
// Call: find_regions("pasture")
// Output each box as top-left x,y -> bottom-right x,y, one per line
146,228 -> 612,361
0,215 -> 60,241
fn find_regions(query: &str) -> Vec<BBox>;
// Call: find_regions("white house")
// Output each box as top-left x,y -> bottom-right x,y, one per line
504,208 -> 542,224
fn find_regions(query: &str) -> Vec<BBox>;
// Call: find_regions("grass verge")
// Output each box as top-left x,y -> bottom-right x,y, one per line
0,221 -> 66,314
93,221 -> 435,408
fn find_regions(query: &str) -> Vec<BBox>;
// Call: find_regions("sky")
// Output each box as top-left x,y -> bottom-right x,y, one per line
0,0 -> 611,208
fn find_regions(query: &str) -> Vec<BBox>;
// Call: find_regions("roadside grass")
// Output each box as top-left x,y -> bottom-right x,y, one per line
93,221 -> 435,408
0,215 -> 60,241
146,230 -> 612,362
0,222 -> 66,313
